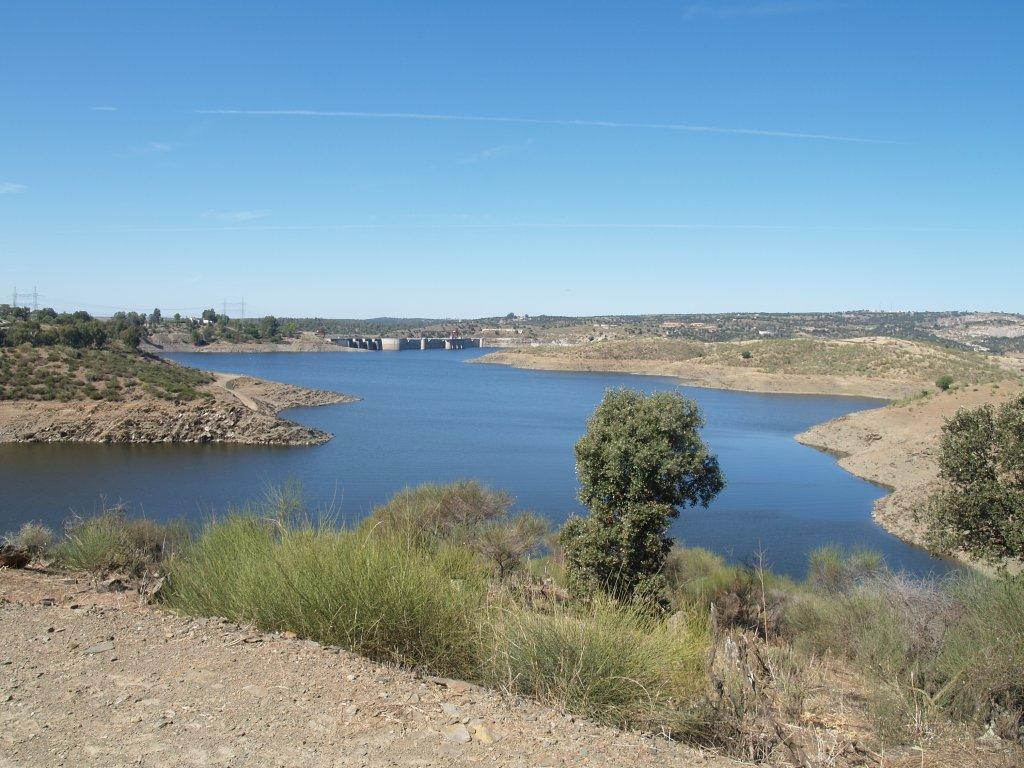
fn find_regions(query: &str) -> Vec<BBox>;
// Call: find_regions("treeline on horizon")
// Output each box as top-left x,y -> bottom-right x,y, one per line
0,305 -> 146,349
269,310 -> 1024,351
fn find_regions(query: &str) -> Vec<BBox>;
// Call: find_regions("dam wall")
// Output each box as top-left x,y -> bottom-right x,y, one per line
330,337 -> 482,351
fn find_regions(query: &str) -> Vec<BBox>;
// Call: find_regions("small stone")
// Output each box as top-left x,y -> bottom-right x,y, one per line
100,576 -> 129,592
442,724 -> 472,744
83,641 -> 115,655
472,724 -> 499,745
440,703 -> 462,719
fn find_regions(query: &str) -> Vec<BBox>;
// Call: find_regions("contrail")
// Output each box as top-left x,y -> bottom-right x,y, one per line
195,108 -> 898,144
78,222 -> 1016,234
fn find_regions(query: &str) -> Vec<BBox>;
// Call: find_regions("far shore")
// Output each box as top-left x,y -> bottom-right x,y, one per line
471,349 -> 920,399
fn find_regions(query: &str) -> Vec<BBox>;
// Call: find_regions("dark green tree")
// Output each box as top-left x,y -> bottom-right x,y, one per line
120,325 -> 142,349
149,308 -> 162,326
259,315 -> 280,340
559,388 -> 724,600
925,395 -> 1024,565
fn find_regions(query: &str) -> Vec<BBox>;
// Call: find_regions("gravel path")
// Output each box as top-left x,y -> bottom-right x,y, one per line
0,571 -> 733,768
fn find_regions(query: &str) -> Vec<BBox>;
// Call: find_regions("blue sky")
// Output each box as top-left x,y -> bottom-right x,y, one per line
1,1 -> 1021,317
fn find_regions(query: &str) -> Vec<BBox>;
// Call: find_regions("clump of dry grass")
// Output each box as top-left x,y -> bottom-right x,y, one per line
2,521 -> 56,558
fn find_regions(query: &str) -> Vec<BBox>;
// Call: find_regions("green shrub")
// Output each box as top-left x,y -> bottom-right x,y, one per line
561,389 -> 724,600
925,394 -> 1024,565
161,516 -> 487,678
485,598 -> 709,735
363,481 -> 548,579
936,374 -> 954,391
56,509 -> 188,575
363,480 -> 513,544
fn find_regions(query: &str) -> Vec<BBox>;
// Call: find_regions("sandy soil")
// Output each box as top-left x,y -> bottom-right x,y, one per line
796,380 -> 1024,570
0,375 -> 357,446
0,570 -> 735,768
473,352 -> 925,399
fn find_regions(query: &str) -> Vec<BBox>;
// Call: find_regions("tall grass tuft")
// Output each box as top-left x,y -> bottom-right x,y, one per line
56,509 -> 188,575
485,598 -> 709,736
664,546 -> 796,637
938,574 -> 1024,729
161,514 -> 487,678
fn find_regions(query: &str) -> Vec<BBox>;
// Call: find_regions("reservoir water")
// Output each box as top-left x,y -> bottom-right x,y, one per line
0,349 -> 952,578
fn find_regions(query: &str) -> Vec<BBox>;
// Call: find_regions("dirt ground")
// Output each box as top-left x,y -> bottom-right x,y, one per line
0,570 -> 736,768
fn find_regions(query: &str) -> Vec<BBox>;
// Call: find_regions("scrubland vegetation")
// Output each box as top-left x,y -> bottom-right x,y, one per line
0,345 -> 213,402
6,497 -> 1021,761
0,305 -> 213,401
4,387 -> 1022,764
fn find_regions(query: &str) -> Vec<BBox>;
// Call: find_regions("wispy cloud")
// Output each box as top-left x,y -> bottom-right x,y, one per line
457,144 -> 513,165
0,182 -> 26,194
457,138 -> 534,166
90,106 -> 118,112
201,209 -> 270,222
133,141 -> 175,154
682,1 -> 838,19
196,109 -> 897,145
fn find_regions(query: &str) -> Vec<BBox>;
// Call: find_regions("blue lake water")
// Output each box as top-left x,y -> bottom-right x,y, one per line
0,349 -> 953,579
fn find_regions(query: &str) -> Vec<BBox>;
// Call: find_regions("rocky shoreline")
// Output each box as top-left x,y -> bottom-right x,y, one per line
796,381 -> 1024,572
0,375 -> 358,446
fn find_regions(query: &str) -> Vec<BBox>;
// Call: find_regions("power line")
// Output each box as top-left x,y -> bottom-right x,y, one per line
11,286 -> 40,311
222,297 -> 245,319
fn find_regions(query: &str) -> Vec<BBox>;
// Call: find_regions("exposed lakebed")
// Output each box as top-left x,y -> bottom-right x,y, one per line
0,349 -> 953,578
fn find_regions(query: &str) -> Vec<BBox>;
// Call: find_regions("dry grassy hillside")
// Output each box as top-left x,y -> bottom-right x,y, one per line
477,336 -> 1018,399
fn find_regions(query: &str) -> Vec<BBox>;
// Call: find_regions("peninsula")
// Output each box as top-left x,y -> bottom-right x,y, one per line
0,308 -> 356,445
